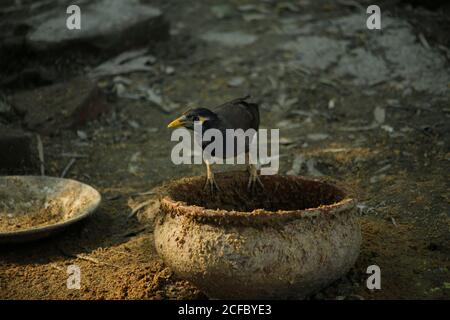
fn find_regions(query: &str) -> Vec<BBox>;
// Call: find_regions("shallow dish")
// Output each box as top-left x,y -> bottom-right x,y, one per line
0,176 -> 101,244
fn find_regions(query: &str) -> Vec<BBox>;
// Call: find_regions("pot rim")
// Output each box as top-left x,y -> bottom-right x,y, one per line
160,174 -> 356,221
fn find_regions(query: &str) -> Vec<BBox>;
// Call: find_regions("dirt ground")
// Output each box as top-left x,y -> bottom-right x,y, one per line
0,0 -> 449,299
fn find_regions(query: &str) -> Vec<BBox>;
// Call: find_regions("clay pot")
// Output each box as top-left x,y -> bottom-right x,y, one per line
154,172 -> 361,299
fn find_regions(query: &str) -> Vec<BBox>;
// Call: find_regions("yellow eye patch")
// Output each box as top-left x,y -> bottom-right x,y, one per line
198,116 -> 208,123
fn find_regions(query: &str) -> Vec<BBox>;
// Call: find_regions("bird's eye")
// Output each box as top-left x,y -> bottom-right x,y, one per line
192,116 -> 199,122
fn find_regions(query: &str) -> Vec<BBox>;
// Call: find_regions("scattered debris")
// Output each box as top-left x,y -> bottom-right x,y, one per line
338,123 -> 378,132
319,78 -> 343,91
112,76 -> 132,86
370,174 -> 386,184
287,154 -> 305,175
418,33 -> 430,50
390,217 -> 398,227
276,2 -> 300,13
61,153 -> 88,159
375,164 -> 392,175
437,45 -> 450,60
356,203 -> 368,216
144,88 -> 163,106
128,120 -> 140,129
386,99 -> 400,108
60,158 -> 76,178
200,31 -> 257,47
165,66 -> 175,75
381,125 -> 394,133
89,49 -> 156,78
242,14 -> 266,22
374,106 -> 386,124
128,199 -> 155,219
276,93 -> 298,110
335,48 -> 390,86
279,137 -> 294,145
237,4 -> 258,12
290,109 -> 315,118
339,107 -> 388,132
211,4 -> 233,19
306,158 -> 324,177
59,248 -> 120,269
111,80 -> 180,114
227,77 -> 245,87
281,36 -> 349,71
267,76 -> 278,90
147,127 -> 159,133
36,134 -> 45,176
129,190 -> 156,197
143,88 -> 180,114
110,76 -> 132,98
307,133 -> 329,141
112,82 -> 127,97
128,151 -> 142,176
328,99 -> 335,109
275,119 -> 302,129
380,26 -> 450,94
77,130 -> 88,140
322,148 -> 349,154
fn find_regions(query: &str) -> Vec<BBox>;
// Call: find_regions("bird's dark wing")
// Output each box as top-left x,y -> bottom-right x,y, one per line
212,96 -> 260,131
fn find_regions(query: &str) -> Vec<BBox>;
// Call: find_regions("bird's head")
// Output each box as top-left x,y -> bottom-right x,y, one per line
167,108 -> 217,130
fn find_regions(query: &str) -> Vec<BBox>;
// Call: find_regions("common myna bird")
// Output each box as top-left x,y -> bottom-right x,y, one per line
167,95 -> 263,193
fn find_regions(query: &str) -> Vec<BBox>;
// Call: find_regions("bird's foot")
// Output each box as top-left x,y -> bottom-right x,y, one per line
247,166 -> 264,193
203,174 -> 221,194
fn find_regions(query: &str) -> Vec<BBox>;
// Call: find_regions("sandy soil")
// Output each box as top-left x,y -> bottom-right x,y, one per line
0,0 -> 449,299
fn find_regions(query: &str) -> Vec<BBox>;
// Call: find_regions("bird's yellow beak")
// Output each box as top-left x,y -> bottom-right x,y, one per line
167,115 -> 186,128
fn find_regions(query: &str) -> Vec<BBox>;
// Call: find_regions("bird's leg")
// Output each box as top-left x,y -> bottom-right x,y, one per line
203,160 -> 220,193
247,163 -> 264,192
